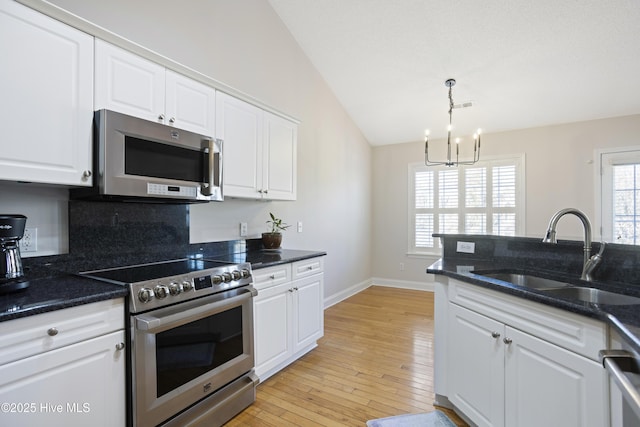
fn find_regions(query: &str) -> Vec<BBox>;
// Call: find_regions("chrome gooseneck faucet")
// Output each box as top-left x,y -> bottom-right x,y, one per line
542,208 -> 605,281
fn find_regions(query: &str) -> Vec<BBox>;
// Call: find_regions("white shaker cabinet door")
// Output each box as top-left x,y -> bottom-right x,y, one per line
253,281 -> 292,378
0,330 -> 126,427
448,303 -> 505,427
95,39 -> 165,123
0,0 -> 93,186
262,111 -> 297,201
292,273 -> 324,353
165,70 -> 215,136
216,92 -> 263,198
504,326 -> 608,427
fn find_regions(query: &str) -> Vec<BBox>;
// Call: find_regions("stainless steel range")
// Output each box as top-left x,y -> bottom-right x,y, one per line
81,258 -> 258,427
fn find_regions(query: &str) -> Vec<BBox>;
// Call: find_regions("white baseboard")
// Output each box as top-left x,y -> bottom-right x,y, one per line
371,277 -> 434,292
323,278 -> 372,309
323,277 -> 434,309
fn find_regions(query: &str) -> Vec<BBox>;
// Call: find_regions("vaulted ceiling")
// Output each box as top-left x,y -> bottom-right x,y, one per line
268,0 -> 640,145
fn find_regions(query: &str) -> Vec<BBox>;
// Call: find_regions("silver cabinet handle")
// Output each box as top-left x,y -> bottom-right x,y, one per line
600,350 -> 640,420
158,114 -> 165,121
269,274 -> 276,280
288,288 -> 294,293
503,337 -> 512,345
47,327 -> 58,336
169,117 -> 175,124
82,170 -> 92,179
115,342 -> 125,351
491,331 -> 501,338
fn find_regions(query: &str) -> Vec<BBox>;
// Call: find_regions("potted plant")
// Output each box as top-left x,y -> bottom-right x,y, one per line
262,212 -> 290,249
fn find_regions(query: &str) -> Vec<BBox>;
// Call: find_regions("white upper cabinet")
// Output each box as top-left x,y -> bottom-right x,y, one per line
263,111 -> 297,200
95,39 -> 164,122
216,92 -> 263,199
0,0 -> 93,186
165,70 -> 216,136
216,91 -> 297,200
95,40 -> 215,136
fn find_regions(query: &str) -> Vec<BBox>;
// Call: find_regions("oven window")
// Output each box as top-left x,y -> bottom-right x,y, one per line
125,136 -> 208,183
156,306 -> 243,397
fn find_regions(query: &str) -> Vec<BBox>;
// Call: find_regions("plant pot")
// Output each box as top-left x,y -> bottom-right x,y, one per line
261,232 -> 282,249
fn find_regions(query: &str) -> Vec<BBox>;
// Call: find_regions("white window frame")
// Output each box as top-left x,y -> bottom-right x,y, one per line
408,154 -> 526,256
595,146 -> 640,244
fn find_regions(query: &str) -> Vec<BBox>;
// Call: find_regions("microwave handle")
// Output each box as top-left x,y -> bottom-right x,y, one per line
201,138 -> 222,196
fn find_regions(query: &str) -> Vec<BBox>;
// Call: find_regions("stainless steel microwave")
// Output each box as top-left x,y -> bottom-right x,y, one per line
71,109 -> 222,203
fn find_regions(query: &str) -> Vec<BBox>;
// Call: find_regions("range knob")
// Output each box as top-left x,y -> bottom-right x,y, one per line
241,269 -> 251,279
154,285 -> 169,299
138,288 -> 154,303
212,275 -> 223,285
231,270 -> 242,280
168,282 -> 182,296
222,272 -> 232,283
182,280 -> 193,292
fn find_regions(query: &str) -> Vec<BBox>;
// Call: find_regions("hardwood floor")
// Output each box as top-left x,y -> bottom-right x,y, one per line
227,286 -> 467,426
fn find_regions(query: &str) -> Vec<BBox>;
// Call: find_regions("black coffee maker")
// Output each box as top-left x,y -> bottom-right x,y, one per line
0,214 -> 29,294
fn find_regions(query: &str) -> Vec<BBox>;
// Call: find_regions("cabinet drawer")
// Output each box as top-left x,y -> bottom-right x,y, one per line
0,298 -> 124,365
292,257 -> 324,279
449,279 -> 606,361
253,264 -> 291,290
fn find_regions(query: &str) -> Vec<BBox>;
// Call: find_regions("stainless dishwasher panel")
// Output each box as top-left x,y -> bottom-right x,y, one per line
600,328 -> 640,426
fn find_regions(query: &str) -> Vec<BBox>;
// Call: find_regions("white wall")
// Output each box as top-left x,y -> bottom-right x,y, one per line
372,114 -> 640,284
1,0 -> 373,302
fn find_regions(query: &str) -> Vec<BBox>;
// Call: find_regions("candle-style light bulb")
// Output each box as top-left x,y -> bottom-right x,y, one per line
424,129 -> 429,154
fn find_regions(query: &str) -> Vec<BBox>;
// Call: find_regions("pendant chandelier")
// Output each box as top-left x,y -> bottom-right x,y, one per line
424,78 -> 481,167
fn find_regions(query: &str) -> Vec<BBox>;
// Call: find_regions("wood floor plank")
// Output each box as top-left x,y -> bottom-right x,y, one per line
225,286 -> 468,426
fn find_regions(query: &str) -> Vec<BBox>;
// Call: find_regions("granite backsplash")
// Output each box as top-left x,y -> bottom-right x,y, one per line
22,200 -> 263,279
435,233 -> 640,287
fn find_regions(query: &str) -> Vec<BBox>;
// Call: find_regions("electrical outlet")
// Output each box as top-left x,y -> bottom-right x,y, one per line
20,227 -> 37,252
456,241 -> 475,254
239,222 -> 248,237
297,221 -> 303,233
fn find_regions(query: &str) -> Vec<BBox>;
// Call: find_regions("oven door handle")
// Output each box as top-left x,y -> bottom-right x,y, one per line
136,286 -> 255,333
600,349 -> 640,420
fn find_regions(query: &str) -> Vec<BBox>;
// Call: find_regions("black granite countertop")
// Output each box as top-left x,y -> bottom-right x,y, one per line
427,258 -> 640,357
199,249 -> 326,269
0,247 -> 326,323
0,275 -> 127,322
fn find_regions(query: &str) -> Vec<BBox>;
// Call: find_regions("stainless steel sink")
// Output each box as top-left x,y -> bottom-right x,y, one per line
473,271 -> 572,290
540,287 -> 640,305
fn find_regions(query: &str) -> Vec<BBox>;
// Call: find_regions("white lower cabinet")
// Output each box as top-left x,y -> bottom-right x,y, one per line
0,299 -> 125,427
440,279 -> 608,427
253,257 -> 324,381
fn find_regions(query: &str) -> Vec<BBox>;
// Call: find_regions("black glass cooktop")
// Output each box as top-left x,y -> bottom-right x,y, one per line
81,259 -> 231,284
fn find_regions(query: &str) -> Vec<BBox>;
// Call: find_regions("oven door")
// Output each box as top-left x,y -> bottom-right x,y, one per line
131,286 -> 255,427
